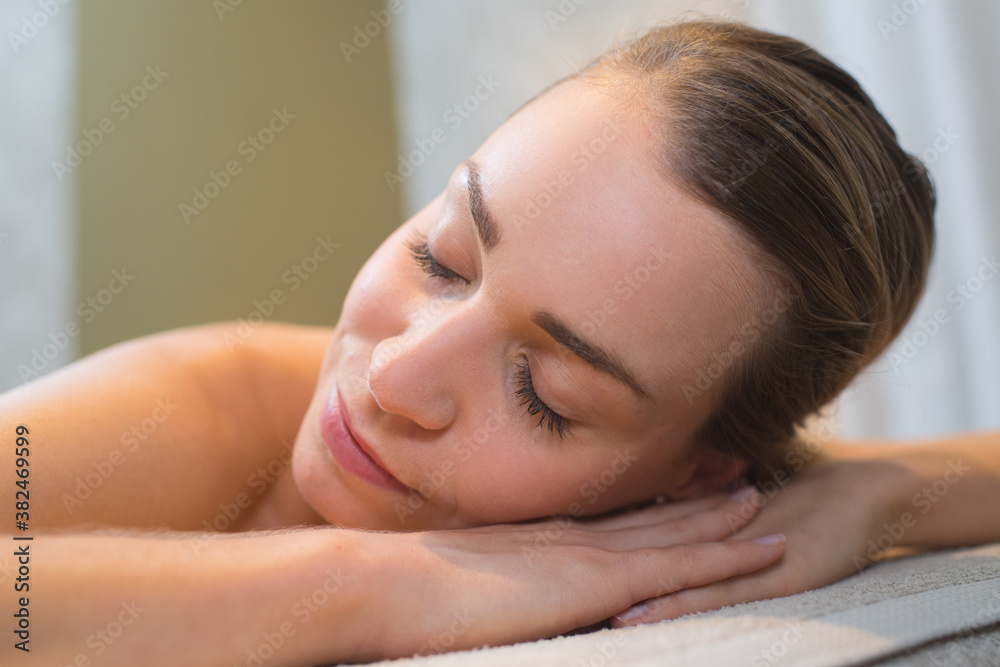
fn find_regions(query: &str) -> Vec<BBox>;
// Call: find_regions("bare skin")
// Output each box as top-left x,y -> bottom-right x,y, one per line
612,435 -> 1000,626
3,322 -> 1000,665
290,76 -> 780,534
3,75 -> 1000,666
1,322 -> 786,665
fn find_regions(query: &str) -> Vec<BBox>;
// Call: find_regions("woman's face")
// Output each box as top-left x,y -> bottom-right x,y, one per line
292,77 -> 771,530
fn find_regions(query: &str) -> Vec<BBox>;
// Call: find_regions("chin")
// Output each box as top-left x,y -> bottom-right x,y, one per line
292,427 -> 371,529
289,405 -> 411,531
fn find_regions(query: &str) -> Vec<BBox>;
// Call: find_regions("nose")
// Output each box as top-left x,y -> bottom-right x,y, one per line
367,298 -> 488,431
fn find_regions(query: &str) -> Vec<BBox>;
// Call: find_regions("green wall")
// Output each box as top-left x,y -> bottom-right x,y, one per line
75,0 -> 402,353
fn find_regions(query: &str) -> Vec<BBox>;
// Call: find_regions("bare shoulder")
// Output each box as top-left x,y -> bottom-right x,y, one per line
128,320 -> 333,372
128,319 -> 333,443
224,320 -> 335,439
0,321 -> 334,531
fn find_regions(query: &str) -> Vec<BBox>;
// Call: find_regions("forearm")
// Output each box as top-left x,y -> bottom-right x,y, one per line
7,527 -> 370,667
3,500 -> 788,664
829,430 -> 1000,549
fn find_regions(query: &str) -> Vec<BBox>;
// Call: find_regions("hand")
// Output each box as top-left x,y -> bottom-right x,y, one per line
609,457 -> 901,627
350,491 -> 786,661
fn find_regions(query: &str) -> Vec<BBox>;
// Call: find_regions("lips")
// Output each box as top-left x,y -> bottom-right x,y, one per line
320,383 -> 411,494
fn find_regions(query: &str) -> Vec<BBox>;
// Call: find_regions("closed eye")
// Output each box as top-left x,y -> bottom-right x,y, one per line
405,230 -> 572,440
405,231 -> 470,285
514,357 -> 573,440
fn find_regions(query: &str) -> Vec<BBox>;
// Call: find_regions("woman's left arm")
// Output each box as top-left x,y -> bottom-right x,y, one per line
823,431 -> 1000,548
611,429 -> 1000,626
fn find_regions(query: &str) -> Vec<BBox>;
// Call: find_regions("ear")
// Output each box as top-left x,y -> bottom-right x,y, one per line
668,450 -> 748,499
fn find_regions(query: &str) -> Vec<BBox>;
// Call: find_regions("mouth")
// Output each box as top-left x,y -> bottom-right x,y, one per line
320,383 -> 412,494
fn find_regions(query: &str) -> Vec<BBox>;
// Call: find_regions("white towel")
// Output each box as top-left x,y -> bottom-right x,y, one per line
359,542 -> 1000,666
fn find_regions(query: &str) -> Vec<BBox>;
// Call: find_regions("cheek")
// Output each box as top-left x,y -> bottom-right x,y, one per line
444,427 -> 576,523
340,191 -> 447,338
340,229 -> 416,335
464,442 -> 670,523
451,430 -> 659,524
578,452 -> 665,515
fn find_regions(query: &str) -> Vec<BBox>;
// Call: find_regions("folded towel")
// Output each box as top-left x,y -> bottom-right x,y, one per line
362,542 -> 1000,666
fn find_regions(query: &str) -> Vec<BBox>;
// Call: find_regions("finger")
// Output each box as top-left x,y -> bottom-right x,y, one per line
612,534 -> 786,623
635,538 -> 868,624
590,488 -> 763,551
611,558 -> 793,628
581,491 -> 736,531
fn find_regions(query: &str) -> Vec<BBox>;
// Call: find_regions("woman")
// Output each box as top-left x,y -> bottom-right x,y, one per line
4,19 -> 1000,666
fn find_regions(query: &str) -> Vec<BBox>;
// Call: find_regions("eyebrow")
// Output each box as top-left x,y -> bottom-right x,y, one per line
462,159 -> 652,403
531,310 -> 652,402
465,159 -> 501,252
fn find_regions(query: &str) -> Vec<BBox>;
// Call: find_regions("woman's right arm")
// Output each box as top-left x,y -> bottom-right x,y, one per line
9,495 -> 783,666
22,527 -> 371,666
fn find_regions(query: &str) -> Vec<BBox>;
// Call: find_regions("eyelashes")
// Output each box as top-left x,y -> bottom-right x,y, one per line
405,232 -> 469,284
404,230 -> 573,440
514,358 -> 572,440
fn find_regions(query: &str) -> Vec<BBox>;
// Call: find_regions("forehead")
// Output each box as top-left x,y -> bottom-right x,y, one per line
463,78 -> 769,409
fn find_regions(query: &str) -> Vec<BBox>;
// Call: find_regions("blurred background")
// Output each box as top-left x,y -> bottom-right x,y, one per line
1,0 -> 997,442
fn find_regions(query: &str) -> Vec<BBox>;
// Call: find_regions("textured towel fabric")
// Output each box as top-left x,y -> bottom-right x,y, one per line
875,630 -> 1000,666
356,542 -> 1000,667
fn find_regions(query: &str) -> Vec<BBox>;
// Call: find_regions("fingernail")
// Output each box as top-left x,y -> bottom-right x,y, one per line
753,533 -> 786,546
728,485 -> 757,503
614,602 -> 648,624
